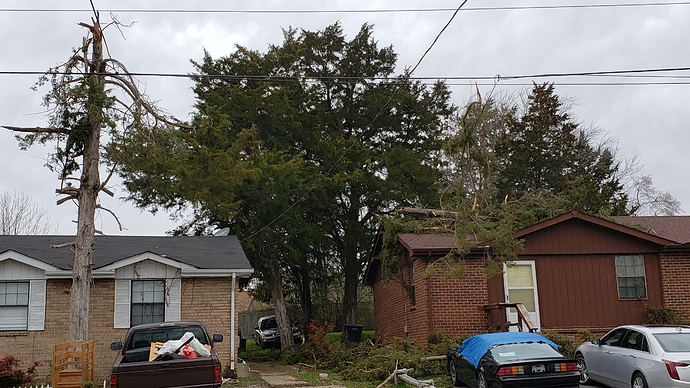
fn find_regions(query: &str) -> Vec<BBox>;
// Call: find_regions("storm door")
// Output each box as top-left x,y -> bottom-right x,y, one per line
503,261 -> 541,331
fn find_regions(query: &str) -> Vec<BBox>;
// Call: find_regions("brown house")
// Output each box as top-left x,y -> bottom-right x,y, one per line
365,211 -> 690,346
0,235 -> 253,382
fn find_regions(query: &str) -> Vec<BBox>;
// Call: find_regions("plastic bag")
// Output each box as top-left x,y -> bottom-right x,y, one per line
189,338 -> 211,357
157,332 -> 196,356
182,344 -> 198,359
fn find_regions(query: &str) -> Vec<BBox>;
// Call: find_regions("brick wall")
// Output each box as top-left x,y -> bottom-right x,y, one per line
659,253 -> 690,323
428,259 -> 488,337
373,258 -> 489,347
0,277 -> 238,383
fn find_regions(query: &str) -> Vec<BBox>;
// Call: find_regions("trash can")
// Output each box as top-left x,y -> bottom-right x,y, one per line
344,323 -> 363,342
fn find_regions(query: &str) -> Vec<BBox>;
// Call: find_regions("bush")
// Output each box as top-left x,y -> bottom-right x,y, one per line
647,306 -> 684,325
577,328 -> 595,343
542,331 -> 576,358
0,355 -> 40,388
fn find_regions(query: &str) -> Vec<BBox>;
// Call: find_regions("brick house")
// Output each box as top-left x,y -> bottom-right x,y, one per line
0,235 -> 252,382
364,211 -> 690,346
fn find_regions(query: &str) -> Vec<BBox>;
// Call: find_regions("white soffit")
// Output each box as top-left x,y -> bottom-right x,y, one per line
0,250 -> 59,272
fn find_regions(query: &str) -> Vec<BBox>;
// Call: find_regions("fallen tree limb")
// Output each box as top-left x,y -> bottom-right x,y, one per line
421,355 -> 446,362
375,361 -> 398,388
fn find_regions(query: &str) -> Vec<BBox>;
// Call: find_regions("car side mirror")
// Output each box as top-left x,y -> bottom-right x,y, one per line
110,341 -> 123,351
591,339 -> 601,345
213,334 -> 224,343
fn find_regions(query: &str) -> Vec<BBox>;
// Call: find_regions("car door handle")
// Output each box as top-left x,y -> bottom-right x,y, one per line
161,364 -> 171,368
630,354 -> 637,359
606,351 -> 612,355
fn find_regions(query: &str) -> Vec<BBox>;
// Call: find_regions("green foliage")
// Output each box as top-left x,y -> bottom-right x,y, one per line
82,381 -> 102,388
0,355 -> 40,388
577,329 -> 595,342
111,22 -> 455,329
542,331 -> 576,358
494,83 -> 627,216
239,346 -> 283,363
647,306 -> 684,325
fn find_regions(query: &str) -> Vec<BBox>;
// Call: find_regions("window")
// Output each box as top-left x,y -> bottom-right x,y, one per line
409,263 -> 416,306
0,282 -> 30,331
114,277 -> 180,329
600,328 -> 627,347
621,330 -> 648,352
615,255 -> 647,299
131,280 -> 165,326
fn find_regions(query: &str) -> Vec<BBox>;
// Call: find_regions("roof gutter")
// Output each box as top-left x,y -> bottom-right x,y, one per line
44,268 -> 254,279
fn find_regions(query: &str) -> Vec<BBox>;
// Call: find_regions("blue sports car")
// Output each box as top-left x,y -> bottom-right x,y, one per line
447,332 -> 580,388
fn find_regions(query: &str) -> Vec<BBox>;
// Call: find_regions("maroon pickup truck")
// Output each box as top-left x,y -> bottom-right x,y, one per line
109,321 -> 224,388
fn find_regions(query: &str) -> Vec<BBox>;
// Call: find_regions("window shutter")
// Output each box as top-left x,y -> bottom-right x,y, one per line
27,280 -> 46,331
114,280 -> 131,328
165,278 -> 181,322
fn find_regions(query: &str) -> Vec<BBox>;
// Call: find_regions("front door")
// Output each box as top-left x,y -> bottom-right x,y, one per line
503,261 -> 540,331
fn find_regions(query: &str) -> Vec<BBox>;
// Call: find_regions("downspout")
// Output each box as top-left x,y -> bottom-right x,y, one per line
231,272 -> 236,372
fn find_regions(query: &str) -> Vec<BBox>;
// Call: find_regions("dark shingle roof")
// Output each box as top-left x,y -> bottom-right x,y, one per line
398,233 -> 457,253
0,235 -> 251,270
612,216 -> 690,244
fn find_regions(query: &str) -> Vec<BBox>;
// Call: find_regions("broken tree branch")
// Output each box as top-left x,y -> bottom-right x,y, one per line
2,126 -> 69,134
375,361 -> 399,388
396,207 -> 458,218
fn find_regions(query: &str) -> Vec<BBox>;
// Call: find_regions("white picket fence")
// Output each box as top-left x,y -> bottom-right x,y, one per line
11,385 -> 52,388
12,382 -> 106,388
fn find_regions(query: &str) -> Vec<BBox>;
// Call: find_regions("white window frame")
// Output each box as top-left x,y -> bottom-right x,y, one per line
0,255 -> 48,332
113,259 -> 181,328
615,254 -> 647,300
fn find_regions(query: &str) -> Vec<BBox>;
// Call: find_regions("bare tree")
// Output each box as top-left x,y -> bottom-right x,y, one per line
628,175 -> 682,216
2,7 -> 184,341
0,191 -> 54,235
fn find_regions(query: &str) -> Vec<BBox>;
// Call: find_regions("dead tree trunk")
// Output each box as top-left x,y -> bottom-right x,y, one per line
69,18 -> 104,342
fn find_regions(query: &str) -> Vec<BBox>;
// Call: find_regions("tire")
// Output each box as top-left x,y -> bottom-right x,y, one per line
632,373 -> 648,388
448,360 -> 462,387
477,371 -> 487,388
575,353 -> 589,384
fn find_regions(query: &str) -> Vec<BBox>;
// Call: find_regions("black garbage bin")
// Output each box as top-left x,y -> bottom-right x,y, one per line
344,323 -> 363,342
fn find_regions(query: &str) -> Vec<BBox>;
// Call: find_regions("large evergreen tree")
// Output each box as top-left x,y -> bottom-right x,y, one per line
494,83 -> 627,216
110,23 -> 454,341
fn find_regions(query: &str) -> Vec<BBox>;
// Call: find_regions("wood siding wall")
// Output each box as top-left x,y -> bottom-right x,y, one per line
490,218 -> 667,332
528,253 -> 662,330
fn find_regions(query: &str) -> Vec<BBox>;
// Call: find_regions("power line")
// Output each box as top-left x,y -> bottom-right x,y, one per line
237,0 -> 468,243
3,67 -> 690,84
2,2 -> 690,14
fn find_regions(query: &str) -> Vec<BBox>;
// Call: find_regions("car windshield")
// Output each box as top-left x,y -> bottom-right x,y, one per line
488,342 -> 562,362
653,333 -> 690,352
128,325 -> 209,349
261,319 -> 278,330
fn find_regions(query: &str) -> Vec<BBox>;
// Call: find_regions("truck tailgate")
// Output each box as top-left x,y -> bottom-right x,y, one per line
115,357 -> 219,388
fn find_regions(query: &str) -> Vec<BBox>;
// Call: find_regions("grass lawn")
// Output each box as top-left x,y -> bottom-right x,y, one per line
235,335 -> 453,388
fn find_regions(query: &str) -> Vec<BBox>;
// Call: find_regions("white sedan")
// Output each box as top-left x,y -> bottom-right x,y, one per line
575,325 -> 690,388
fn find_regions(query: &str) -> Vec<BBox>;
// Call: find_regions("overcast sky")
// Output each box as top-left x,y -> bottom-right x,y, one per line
1,0 -> 688,235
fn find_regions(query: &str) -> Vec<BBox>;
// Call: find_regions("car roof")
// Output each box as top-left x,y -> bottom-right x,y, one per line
613,325 -> 690,334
